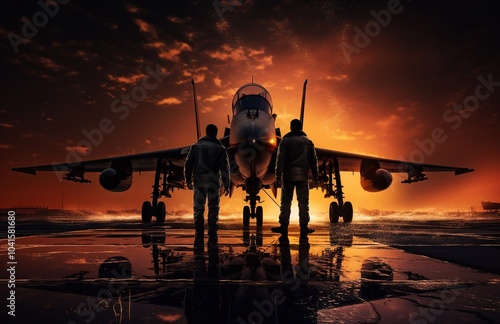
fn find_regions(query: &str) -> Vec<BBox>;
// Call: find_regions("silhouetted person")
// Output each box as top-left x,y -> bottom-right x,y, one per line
185,124 -> 230,243
189,233 -> 222,323
278,233 -> 315,323
272,119 -> 318,235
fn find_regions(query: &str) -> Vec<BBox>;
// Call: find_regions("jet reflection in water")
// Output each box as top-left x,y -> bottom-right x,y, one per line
137,226 -> 395,323
9,216 -> 494,323
49,226 -> 401,323
141,227 -> 185,278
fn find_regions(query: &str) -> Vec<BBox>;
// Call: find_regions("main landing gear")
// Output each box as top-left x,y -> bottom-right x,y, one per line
323,158 -> 353,223
142,159 -> 171,224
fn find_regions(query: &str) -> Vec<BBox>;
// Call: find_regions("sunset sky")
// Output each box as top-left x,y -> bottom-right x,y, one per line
1,0 -> 499,217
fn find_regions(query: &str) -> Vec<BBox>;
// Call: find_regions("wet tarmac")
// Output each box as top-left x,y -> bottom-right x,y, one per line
1,214 -> 500,323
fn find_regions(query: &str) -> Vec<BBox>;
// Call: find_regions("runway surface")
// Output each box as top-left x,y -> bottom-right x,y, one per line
1,213 -> 500,323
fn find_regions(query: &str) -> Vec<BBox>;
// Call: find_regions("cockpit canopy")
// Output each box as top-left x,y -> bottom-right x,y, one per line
232,83 -> 273,116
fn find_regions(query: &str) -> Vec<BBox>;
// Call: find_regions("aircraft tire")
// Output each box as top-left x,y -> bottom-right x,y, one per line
142,201 -> 153,223
256,206 -> 263,227
343,202 -> 353,223
329,202 -> 340,223
243,206 -> 250,227
141,234 -> 151,247
156,201 -> 166,224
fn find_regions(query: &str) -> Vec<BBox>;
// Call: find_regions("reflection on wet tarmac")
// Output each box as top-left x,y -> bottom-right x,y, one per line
1,216 -> 499,323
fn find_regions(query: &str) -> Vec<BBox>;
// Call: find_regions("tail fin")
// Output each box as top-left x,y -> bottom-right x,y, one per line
191,79 -> 201,139
300,79 -> 308,127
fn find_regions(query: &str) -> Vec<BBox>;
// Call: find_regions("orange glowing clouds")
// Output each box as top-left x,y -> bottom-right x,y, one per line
157,97 -> 182,106
1,1 -> 498,213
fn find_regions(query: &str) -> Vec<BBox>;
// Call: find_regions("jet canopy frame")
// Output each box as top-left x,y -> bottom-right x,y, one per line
232,83 -> 273,116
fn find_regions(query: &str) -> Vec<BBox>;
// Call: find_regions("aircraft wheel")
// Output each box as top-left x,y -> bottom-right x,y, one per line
141,201 -> 153,223
256,206 -> 263,227
156,201 -> 166,224
343,201 -> 353,223
243,229 -> 250,246
329,202 -> 339,223
141,234 -> 151,247
243,206 -> 250,227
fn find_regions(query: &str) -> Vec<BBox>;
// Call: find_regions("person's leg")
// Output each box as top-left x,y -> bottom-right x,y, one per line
297,181 -> 314,233
207,183 -> 220,242
193,186 -> 206,236
279,180 -> 294,225
272,180 -> 294,233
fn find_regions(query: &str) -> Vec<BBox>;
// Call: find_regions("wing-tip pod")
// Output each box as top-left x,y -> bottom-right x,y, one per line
455,168 -> 474,176
12,167 -> 36,175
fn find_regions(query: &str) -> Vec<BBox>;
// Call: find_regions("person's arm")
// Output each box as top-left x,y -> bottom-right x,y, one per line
184,145 -> 195,189
220,146 -> 230,191
275,140 -> 286,185
309,141 -> 319,181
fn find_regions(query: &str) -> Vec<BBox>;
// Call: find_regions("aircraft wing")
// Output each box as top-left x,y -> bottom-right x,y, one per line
315,147 -> 474,181
12,146 -> 190,176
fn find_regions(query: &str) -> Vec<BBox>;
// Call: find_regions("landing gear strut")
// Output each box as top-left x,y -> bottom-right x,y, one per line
324,158 -> 353,223
241,175 -> 264,246
141,159 -> 170,224
242,177 -> 264,227
243,194 -> 263,227
243,200 -> 264,247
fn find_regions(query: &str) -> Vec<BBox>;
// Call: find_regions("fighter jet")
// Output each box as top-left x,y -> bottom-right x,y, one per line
12,81 -> 474,224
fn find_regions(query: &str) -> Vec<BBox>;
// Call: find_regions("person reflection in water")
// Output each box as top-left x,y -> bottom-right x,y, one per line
189,233 -> 221,323
278,233 -> 316,323
184,124 -> 230,243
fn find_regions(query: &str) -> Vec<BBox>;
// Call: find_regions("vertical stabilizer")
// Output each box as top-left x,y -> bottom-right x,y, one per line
300,79 -> 308,127
191,79 -> 201,139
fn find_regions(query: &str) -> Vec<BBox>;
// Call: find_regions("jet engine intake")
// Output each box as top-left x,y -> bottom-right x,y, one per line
99,159 -> 133,192
360,159 -> 393,192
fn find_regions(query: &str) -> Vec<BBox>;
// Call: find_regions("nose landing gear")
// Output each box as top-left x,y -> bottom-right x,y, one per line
242,177 -> 264,245
242,196 -> 263,227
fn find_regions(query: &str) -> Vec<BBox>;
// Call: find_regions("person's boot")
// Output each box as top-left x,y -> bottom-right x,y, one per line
300,225 -> 315,234
271,224 -> 288,234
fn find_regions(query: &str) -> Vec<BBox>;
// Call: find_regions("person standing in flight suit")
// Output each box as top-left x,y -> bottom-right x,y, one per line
272,119 -> 318,235
184,124 -> 230,242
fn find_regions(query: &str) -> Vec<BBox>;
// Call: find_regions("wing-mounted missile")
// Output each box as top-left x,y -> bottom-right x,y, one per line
64,166 -> 91,183
401,164 -> 428,184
